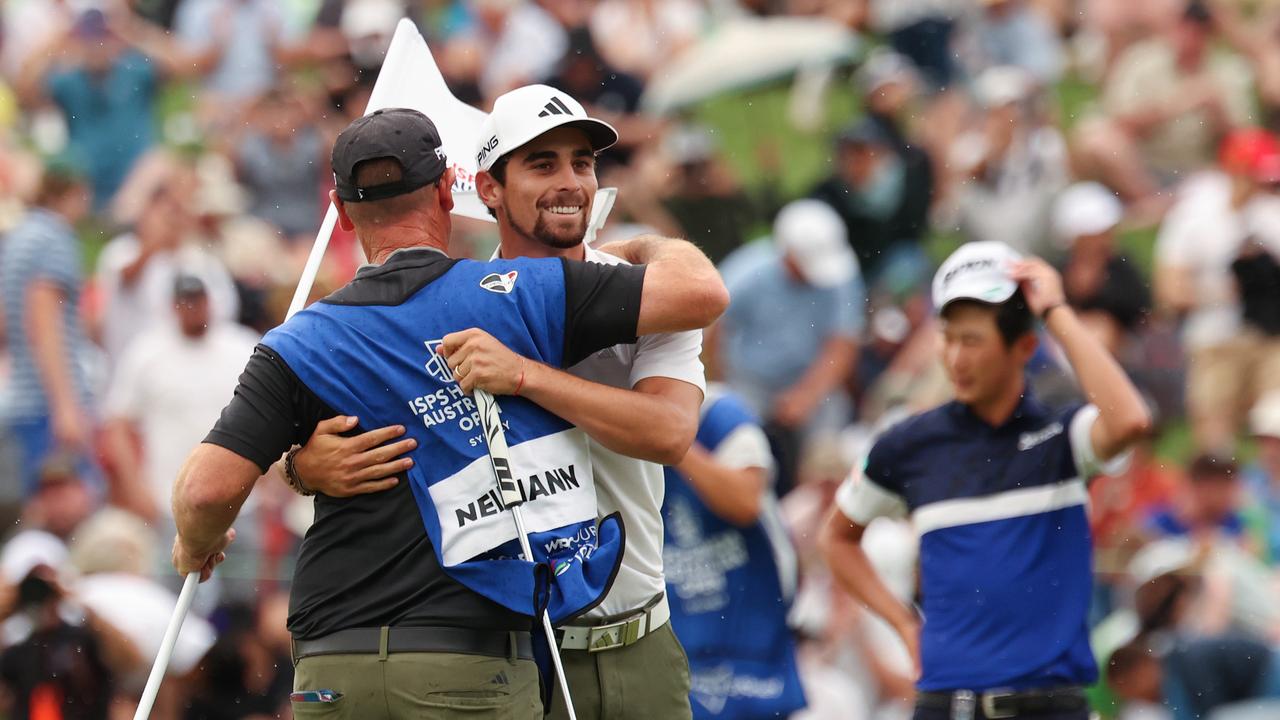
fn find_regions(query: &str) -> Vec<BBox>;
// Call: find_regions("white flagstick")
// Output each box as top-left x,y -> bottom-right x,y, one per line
473,389 -> 578,720
133,572 -> 197,719
286,205 -> 341,318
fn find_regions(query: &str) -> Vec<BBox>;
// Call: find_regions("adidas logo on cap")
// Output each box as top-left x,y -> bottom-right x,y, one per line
538,97 -> 573,118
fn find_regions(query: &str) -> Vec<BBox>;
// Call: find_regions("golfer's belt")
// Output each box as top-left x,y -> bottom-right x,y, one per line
916,686 -> 1087,719
290,626 -> 534,664
558,592 -> 670,652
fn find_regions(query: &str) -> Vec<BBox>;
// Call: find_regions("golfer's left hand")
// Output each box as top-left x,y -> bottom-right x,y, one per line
1009,258 -> 1066,318
439,328 -> 528,395
172,529 -> 235,583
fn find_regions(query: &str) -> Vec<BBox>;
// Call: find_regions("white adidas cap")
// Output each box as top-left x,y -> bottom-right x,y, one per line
775,200 -> 857,288
932,240 -> 1024,313
475,85 -> 619,172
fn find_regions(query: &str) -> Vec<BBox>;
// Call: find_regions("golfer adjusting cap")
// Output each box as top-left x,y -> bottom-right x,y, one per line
332,108 -> 447,202
932,240 -> 1023,313
775,200 -> 857,288
475,85 -> 618,171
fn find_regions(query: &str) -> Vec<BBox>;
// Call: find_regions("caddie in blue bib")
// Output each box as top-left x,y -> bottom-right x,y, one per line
663,388 -> 806,719
264,251 -> 625,624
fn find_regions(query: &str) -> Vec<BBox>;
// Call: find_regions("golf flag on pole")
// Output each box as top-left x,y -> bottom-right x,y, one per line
366,19 -> 494,221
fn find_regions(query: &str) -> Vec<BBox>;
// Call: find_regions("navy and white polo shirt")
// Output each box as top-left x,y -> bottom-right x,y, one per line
836,394 -> 1124,692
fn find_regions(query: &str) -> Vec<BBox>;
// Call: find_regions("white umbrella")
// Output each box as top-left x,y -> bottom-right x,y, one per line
641,17 -> 860,115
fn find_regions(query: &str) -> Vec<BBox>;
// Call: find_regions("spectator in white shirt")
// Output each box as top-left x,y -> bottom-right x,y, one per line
1153,128 -> 1280,453
102,276 -> 258,556
95,183 -> 239,369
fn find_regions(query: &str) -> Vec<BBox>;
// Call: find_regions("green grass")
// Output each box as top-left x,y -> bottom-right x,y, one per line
1054,70 -> 1100,132
1116,224 -> 1158,277
691,75 -> 861,199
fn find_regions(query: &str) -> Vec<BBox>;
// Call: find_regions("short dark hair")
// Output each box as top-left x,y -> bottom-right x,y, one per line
344,158 -> 439,226
35,166 -> 86,208
1183,0 -> 1212,26
941,289 -> 1035,347
1134,572 -> 1193,634
1188,453 -> 1238,482
483,154 -> 511,219
1107,641 -> 1156,683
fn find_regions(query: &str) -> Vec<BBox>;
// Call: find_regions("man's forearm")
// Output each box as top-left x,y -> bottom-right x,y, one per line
1115,103 -> 1178,138
676,445 -> 764,526
102,419 -> 157,520
1045,305 -> 1150,455
172,445 -> 258,554
820,512 -> 916,630
790,337 -> 858,400
115,14 -> 220,78
606,235 -> 729,334
519,364 -> 698,465
26,282 -> 78,415
1153,264 -> 1196,315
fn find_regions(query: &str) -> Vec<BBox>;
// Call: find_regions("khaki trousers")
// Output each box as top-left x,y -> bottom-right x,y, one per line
292,651 -> 542,719
548,623 -> 692,720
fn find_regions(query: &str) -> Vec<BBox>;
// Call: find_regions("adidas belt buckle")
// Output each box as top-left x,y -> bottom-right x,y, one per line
586,616 -> 644,652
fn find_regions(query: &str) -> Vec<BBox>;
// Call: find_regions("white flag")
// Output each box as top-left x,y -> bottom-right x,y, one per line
366,19 -> 493,222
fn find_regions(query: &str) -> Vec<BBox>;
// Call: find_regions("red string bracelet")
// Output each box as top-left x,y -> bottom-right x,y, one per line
514,360 -> 527,396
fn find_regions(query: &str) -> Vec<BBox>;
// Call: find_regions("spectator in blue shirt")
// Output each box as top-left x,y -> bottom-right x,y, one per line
13,10 -> 158,211
174,0 -> 287,104
821,241 -> 1150,720
961,0 -> 1065,86
0,165 -> 96,497
14,9 -> 216,212
712,200 -> 865,495
1145,454 -> 1249,545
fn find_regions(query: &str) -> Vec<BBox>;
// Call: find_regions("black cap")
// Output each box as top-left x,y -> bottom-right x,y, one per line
332,108 -> 448,203
1183,0 -> 1212,25
173,274 -> 207,298
73,9 -> 110,40
836,117 -> 891,148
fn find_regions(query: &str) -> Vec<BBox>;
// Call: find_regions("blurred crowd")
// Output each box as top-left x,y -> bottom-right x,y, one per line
0,0 -> 1278,718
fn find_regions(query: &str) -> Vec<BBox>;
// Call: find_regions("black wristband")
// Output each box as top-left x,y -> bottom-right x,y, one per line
1041,303 -> 1065,321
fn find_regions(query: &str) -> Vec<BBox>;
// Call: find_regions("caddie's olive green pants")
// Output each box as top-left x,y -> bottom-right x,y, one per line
548,623 -> 692,720
292,651 -> 542,719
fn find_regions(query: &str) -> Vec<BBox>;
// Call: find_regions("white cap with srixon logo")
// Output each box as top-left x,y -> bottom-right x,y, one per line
475,85 -> 619,172
931,240 -> 1023,313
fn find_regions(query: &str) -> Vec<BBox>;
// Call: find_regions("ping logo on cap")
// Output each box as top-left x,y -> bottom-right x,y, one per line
538,96 -> 573,118
477,135 -> 499,166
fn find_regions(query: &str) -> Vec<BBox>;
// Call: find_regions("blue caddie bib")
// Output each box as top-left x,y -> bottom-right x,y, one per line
663,391 -> 806,718
263,254 -> 623,624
